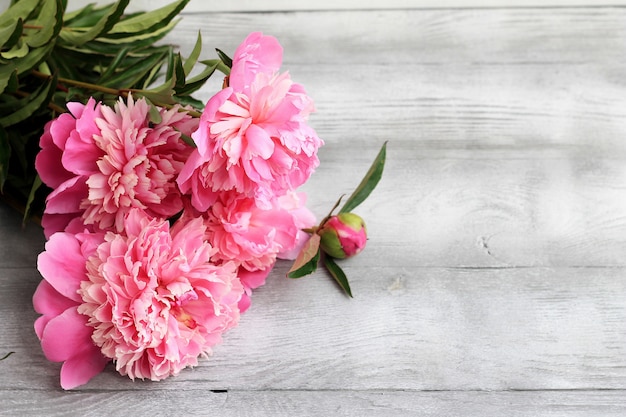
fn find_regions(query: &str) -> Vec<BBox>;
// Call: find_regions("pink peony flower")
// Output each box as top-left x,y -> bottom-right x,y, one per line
34,231 -> 110,390
36,96 -> 196,237
203,190 -> 316,312
202,190 -> 316,271
177,32 -> 323,211
78,209 -> 243,381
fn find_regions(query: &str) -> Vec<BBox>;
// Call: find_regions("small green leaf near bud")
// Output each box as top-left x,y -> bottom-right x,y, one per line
287,234 -> 321,278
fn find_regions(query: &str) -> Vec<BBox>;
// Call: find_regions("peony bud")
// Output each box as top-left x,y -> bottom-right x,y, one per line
319,213 -> 367,259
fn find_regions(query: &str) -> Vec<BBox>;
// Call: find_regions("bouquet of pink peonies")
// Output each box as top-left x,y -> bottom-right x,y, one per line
0,0 -> 385,389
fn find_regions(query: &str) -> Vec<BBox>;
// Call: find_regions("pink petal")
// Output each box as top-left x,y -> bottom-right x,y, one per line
251,157 -> 273,181
245,124 -> 274,159
194,88 -> 232,156
238,292 -> 251,313
34,316 -> 51,341
73,98 -> 101,143
36,147 -> 72,189
176,149 -> 202,194
238,266 -> 271,291
278,230 -> 311,260
41,213 -> 81,239
171,217 -> 206,255
60,346 -> 109,390
63,131 -> 102,175
230,32 -> 283,93
37,233 -> 88,302
33,280 -> 76,317
44,177 -> 88,214
40,307 -> 94,362
66,101 -> 86,119
49,113 -> 77,151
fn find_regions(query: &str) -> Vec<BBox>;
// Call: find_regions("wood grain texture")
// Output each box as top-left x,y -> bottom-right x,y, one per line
2,5 -> 626,416
3,390 -> 626,417
61,0 -> 626,13
2,250 -> 626,392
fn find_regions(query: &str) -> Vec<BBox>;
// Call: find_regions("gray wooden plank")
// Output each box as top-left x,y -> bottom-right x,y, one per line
165,9 -> 626,66
304,156 -> 626,268
3,260 -> 626,391
3,389 -> 626,417
60,0 -> 626,14
0,204 -> 45,268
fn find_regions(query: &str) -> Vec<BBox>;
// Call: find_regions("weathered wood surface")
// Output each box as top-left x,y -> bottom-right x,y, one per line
2,4 -> 626,416
66,0 -> 626,12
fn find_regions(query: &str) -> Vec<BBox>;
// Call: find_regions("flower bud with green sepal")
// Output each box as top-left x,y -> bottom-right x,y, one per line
319,213 -> 367,259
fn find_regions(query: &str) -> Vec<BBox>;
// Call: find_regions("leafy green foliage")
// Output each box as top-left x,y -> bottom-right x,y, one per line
0,0 -> 231,218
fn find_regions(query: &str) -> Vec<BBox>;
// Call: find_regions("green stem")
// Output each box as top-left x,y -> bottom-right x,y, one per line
318,194 -> 345,229
31,69 -> 126,96
29,70 -> 202,118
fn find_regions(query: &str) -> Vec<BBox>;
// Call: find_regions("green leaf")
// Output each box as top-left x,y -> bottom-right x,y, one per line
106,0 -> 189,37
76,18 -> 180,53
173,94 -> 204,110
23,174 -> 42,223
177,130 -> 195,147
148,104 -> 162,124
141,60 -> 165,89
0,126 -> 10,193
6,129 -> 27,173
172,53 -> 186,92
23,0 -> 62,48
62,3 -> 98,24
175,60 -> 218,96
287,233 -> 321,278
101,49 -> 167,88
0,74 -> 56,126
340,141 -> 387,214
3,69 -> 18,93
0,18 -> 23,50
323,256 -> 353,298
135,82 -> 177,106
0,0 -> 41,23
1,39 -> 28,59
183,31 -> 202,76
59,0 -> 129,45
215,48 -> 232,69
200,59 -> 230,75
0,41 -> 53,76
96,45 -> 131,82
